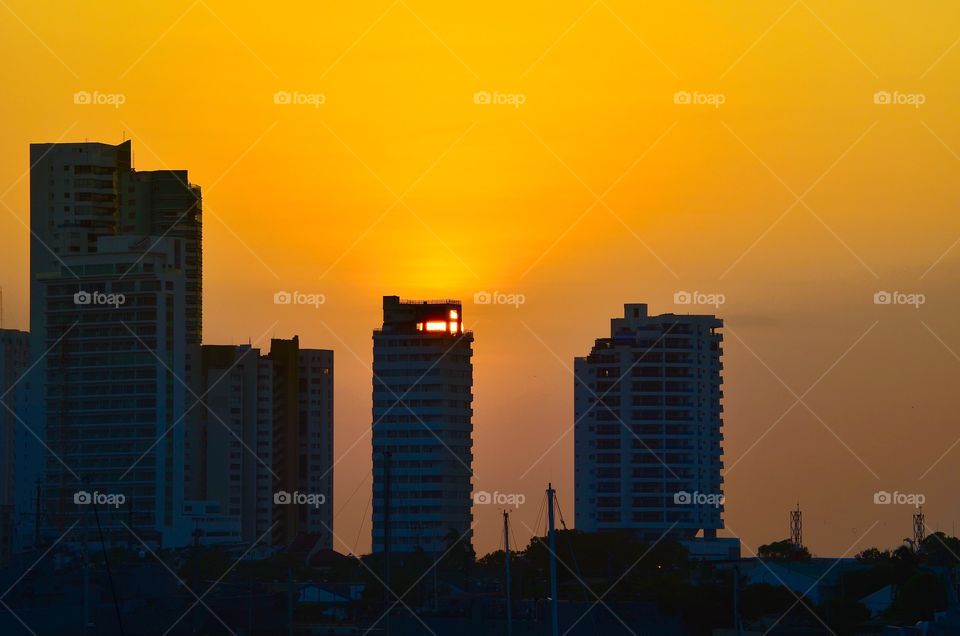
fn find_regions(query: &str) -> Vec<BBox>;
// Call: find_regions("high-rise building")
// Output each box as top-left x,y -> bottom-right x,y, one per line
0,329 -> 31,560
126,170 -> 202,344
184,344 -> 266,544
298,348 -> 334,547
184,338 -> 334,549
28,141 -> 202,346
574,303 -> 724,541
37,236 -> 189,547
29,140 -> 202,549
371,296 -> 474,554
268,337 -> 300,547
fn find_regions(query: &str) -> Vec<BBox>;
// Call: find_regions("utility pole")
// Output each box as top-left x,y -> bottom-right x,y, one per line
547,484 -> 559,636
733,563 -> 742,636
247,582 -> 253,636
193,520 -> 201,634
83,504 -> 90,635
382,450 -> 392,631
504,510 -> 512,636
287,567 -> 294,636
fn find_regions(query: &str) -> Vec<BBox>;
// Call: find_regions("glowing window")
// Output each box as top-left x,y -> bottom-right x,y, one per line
449,321 -> 458,334
425,321 -> 447,332
416,322 -> 423,331
449,310 -> 458,320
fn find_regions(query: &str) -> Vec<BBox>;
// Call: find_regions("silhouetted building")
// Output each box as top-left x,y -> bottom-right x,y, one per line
372,295 -> 474,554
298,348 -> 334,545
574,303 -> 724,540
37,236 -> 189,546
0,329 -> 30,560
185,344 -> 267,544
28,140 -> 202,549
185,339 -> 333,549
127,170 -> 202,344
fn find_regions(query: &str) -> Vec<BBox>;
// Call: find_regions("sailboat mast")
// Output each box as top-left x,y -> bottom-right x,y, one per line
547,483 -> 559,636
504,509 -> 512,636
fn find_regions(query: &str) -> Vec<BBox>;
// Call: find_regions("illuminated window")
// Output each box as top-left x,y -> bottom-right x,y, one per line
449,310 -> 458,320
449,321 -> 458,334
425,321 -> 446,332
416,322 -> 423,331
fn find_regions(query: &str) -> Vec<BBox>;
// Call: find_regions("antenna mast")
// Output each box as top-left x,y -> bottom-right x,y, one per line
913,507 -> 925,549
790,503 -> 803,549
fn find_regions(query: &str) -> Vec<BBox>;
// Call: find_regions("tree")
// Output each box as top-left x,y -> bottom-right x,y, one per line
887,571 -> 948,624
818,598 -> 870,634
757,539 -> 811,562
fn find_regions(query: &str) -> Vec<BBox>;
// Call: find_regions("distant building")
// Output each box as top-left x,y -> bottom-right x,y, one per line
371,295 -> 474,554
36,235 -> 189,547
28,141 -> 202,550
185,339 -> 333,549
28,141 -> 202,343
298,348 -> 334,546
0,329 -> 31,560
574,303 -> 724,541
185,344 -> 268,545
269,338 -> 334,547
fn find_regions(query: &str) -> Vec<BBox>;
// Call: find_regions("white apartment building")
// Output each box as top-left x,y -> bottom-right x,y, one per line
372,296 -> 474,554
574,303 -> 724,541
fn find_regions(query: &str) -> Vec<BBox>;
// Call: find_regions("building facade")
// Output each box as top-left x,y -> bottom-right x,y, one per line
37,236 -> 189,547
0,329 -> 31,561
371,296 -> 474,554
184,339 -> 333,549
574,303 -> 724,541
28,140 -> 202,549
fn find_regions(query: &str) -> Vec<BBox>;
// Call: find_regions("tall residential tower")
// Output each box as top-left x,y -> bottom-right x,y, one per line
371,296 -> 474,554
29,140 -> 201,547
574,303 -> 724,541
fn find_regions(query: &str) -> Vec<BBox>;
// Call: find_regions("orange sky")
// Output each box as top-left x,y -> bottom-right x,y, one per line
2,0 -> 960,557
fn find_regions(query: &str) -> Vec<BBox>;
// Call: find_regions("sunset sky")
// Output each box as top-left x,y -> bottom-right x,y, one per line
2,0 -> 960,557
